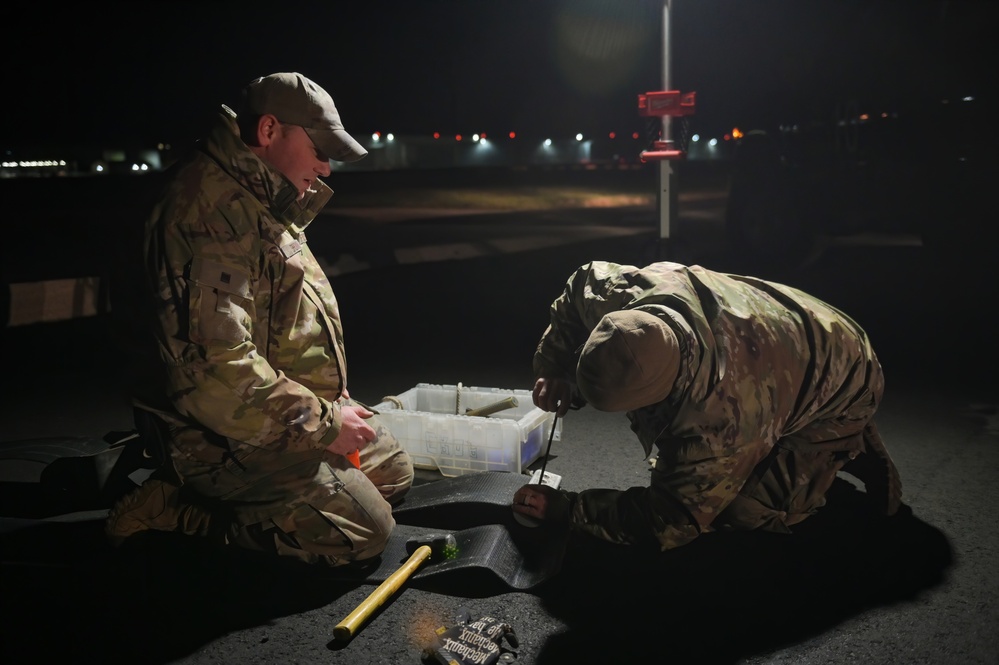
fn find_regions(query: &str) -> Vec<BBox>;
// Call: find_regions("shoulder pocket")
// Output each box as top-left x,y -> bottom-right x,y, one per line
190,257 -> 251,299
188,257 -> 253,343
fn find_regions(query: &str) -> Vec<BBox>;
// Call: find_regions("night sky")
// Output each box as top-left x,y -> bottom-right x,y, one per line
6,0 -> 996,152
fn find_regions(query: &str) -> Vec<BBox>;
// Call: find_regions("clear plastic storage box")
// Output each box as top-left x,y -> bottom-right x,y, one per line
370,383 -> 561,477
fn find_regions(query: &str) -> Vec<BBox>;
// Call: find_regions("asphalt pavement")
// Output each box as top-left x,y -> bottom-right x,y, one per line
1,164 -> 997,664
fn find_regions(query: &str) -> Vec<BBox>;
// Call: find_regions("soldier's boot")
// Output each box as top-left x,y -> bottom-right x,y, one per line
841,421 -> 903,517
105,478 -> 215,546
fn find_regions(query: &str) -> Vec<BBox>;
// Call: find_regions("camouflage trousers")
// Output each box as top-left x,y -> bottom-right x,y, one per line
165,399 -> 414,567
713,368 -> 901,534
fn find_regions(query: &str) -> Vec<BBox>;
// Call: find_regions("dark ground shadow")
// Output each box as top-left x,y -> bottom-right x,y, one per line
530,479 -> 953,665
0,456 -> 963,665
0,470 -> 560,663
0,525 -> 359,665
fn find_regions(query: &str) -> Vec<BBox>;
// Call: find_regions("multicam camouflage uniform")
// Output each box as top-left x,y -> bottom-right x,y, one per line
126,106 -> 413,565
534,260 -> 902,551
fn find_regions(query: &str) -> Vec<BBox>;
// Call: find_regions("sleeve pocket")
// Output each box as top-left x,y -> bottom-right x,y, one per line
189,257 -> 253,344
190,257 -> 251,298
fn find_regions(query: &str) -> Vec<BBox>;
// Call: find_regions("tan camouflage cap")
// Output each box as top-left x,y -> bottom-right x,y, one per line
241,72 -> 367,163
576,310 -> 680,412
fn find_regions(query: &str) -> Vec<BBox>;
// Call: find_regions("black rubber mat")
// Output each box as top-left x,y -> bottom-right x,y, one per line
326,472 -> 569,591
393,470 -> 539,529
347,521 -> 566,592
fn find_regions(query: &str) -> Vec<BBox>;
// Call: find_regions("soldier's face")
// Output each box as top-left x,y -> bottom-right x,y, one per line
264,122 -> 332,198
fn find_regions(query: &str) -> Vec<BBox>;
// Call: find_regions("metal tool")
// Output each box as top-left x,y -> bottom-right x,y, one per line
333,532 -> 458,642
513,413 -> 561,528
535,412 -> 558,486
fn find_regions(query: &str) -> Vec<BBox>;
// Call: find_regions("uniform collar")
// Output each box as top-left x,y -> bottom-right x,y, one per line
203,105 -> 333,233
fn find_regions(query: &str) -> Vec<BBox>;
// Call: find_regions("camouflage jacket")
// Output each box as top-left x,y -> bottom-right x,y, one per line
139,106 -> 346,453
534,260 -> 882,549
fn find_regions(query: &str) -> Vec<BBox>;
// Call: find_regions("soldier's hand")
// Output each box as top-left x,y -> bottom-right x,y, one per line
533,377 -> 573,417
326,405 -> 376,457
512,484 -> 571,523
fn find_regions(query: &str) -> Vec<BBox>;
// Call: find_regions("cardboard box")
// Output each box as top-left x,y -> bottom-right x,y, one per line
371,383 -> 561,477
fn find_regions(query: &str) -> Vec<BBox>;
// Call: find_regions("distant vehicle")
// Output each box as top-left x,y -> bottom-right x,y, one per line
724,91 -> 991,263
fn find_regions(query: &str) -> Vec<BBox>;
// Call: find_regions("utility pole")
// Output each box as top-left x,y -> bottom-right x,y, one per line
658,0 -> 677,257
639,1 -> 693,258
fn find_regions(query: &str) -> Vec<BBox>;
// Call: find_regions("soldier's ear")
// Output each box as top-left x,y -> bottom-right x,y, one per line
256,114 -> 282,147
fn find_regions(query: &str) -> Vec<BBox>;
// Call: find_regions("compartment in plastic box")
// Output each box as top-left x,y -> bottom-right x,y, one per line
371,383 -> 561,477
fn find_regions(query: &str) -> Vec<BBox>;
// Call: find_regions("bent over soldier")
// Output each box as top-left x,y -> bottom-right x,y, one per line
106,73 -> 414,567
513,260 -> 902,550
